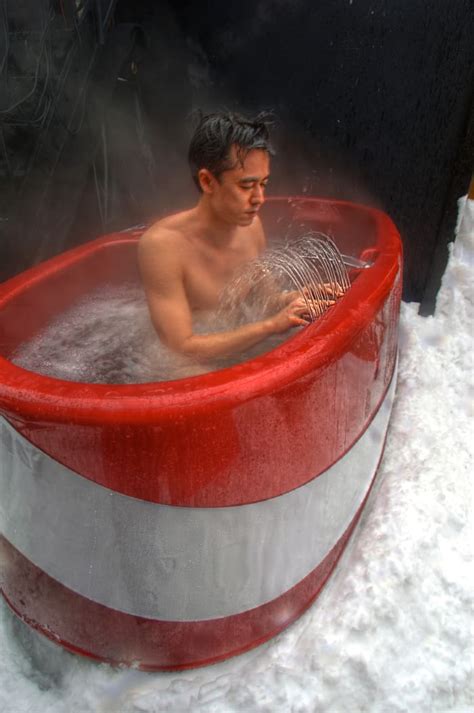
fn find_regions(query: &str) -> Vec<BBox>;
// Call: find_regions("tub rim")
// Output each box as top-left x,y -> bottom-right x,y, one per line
0,196 -> 402,425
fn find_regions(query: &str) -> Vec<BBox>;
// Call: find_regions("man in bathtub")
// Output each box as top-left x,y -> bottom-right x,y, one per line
139,112 -> 333,361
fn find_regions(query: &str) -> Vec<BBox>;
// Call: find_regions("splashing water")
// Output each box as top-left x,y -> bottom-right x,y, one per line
218,232 -> 350,326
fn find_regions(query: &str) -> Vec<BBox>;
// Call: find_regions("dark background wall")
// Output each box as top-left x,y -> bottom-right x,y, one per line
1,0 -> 472,310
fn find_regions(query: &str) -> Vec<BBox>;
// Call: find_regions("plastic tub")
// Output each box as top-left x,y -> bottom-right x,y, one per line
0,197 -> 402,670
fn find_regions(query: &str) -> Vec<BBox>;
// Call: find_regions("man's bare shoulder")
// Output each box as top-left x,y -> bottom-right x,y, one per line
138,212 -> 198,289
139,209 -> 195,254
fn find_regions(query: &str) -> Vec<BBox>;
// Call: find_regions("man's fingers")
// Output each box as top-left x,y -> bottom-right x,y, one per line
316,283 -> 343,297
295,297 -> 335,310
291,315 -> 311,326
285,293 -> 339,327
303,283 -> 344,298
285,283 -> 345,307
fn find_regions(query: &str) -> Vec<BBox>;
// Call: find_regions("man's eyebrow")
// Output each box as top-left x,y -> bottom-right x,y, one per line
239,175 -> 270,183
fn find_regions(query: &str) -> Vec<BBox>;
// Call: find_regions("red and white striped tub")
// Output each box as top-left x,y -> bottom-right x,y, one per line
0,197 -> 402,670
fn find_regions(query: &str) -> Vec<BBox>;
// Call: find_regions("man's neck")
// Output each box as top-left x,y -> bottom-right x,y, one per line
194,197 -> 238,248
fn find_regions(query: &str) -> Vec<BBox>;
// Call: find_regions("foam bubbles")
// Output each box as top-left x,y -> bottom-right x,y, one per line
11,282 -> 287,383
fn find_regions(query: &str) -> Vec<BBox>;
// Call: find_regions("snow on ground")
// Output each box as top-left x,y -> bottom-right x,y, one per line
1,200 -> 473,713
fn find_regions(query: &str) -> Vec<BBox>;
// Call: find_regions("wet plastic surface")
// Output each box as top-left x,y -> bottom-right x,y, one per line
0,196 -> 402,669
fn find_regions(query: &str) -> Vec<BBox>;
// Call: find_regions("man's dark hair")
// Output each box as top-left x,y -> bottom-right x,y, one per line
188,111 -> 274,191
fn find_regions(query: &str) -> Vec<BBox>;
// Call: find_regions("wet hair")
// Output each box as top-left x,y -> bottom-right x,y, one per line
188,111 -> 274,191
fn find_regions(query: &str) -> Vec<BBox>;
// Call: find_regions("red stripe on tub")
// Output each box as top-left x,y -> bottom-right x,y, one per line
0,198 -> 402,507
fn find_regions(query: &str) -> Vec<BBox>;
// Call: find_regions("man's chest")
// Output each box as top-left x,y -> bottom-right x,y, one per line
183,240 -> 260,310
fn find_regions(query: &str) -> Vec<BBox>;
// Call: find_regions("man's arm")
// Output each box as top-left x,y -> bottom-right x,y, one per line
138,231 -> 309,361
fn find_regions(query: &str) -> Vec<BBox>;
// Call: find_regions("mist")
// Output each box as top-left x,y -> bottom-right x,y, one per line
1,0 -> 472,303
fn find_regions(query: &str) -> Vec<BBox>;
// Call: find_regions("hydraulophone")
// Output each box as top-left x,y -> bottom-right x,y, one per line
0,197 -> 402,670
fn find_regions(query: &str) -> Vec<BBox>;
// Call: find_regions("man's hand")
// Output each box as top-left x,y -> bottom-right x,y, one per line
269,297 -> 313,333
279,283 -> 344,307
275,282 -> 344,321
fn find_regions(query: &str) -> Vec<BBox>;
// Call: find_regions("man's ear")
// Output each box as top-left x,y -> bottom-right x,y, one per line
198,169 -> 217,194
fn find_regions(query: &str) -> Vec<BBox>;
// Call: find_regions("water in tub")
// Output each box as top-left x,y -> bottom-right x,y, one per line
9,274 -> 290,382
11,235 -> 349,383
1,199 -> 473,711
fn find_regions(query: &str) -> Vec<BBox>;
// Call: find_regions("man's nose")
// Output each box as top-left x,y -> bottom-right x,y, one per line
251,185 -> 265,205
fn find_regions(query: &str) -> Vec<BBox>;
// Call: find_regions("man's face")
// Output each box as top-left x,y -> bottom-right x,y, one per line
204,146 -> 270,226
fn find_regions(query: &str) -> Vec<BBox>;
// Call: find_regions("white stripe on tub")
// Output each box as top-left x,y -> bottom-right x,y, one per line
0,365 -> 397,622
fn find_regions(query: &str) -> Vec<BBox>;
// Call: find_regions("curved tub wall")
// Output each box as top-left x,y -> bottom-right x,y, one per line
0,197 -> 402,670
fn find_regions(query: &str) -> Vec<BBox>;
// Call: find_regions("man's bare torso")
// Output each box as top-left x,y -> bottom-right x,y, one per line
145,208 -> 265,312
